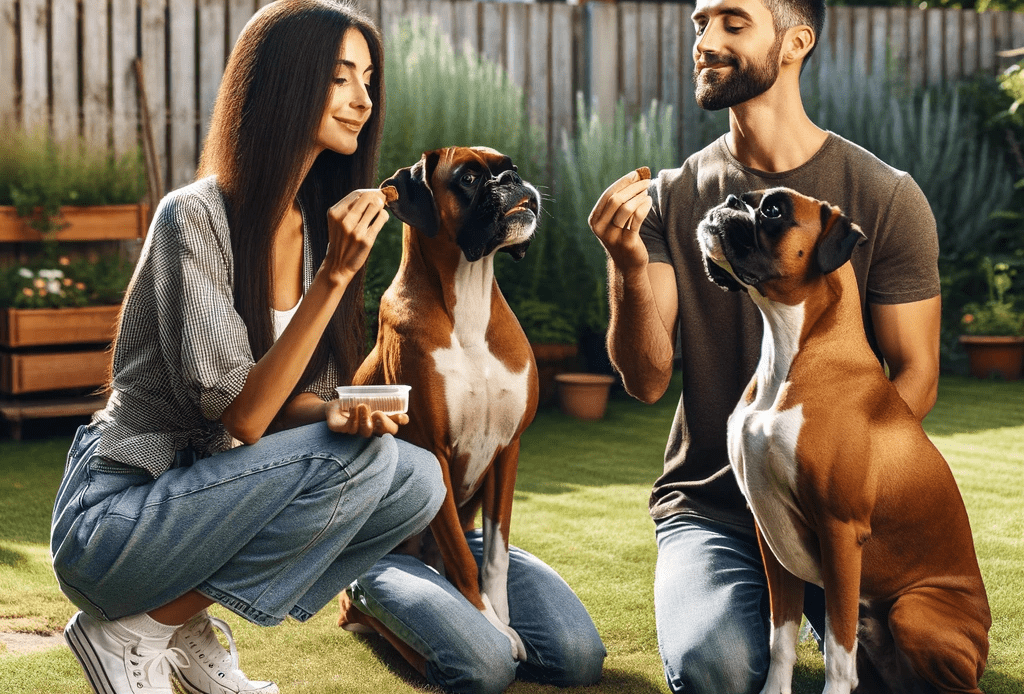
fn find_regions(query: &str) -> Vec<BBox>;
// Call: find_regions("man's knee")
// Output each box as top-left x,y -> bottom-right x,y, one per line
660,624 -> 768,694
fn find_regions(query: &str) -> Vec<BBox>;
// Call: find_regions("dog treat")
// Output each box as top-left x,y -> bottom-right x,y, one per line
635,166 -> 651,181
381,185 -> 399,204
335,385 -> 410,415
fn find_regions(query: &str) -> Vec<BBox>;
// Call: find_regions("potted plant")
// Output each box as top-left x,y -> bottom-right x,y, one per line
958,257 -> 1024,381
0,130 -> 148,242
0,252 -> 134,394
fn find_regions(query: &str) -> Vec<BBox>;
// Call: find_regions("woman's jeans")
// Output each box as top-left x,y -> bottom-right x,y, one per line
51,423 -> 445,626
653,513 -> 826,694
349,531 -> 606,694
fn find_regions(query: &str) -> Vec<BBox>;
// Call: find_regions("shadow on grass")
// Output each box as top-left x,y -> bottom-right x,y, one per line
981,667 -> 1024,694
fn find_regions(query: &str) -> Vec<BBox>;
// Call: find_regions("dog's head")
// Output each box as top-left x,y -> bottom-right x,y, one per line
380,146 -> 540,262
696,187 -> 866,302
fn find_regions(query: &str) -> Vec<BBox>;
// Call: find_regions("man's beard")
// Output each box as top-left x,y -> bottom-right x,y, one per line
693,37 -> 783,111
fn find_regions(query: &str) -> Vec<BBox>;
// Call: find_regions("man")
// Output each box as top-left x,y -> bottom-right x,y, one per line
588,0 -> 941,691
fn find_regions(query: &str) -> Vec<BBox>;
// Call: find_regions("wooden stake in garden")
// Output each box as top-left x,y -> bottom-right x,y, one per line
134,58 -> 163,222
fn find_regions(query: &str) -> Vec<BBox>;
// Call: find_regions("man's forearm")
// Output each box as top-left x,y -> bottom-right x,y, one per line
607,260 -> 675,404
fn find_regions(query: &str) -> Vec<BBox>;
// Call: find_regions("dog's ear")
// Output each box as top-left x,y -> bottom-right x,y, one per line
703,255 -> 745,292
816,205 -> 866,275
381,151 -> 441,238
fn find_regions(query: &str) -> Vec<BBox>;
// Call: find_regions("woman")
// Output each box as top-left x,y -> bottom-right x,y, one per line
50,3 -> 444,693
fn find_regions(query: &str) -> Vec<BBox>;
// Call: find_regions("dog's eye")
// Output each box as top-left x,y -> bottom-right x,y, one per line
461,173 -> 478,186
762,204 -> 782,219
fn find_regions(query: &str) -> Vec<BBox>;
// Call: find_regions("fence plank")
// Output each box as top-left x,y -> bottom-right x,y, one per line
451,0 -> 478,56
639,2 -> 659,110
427,0 -> 453,42
1013,10 -> 1024,54
832,8 -> 853,79
853,7 -> 870,77
198,0 -> 227,151
229,0 -> 253,48
51,1 -> 78,141
550,4 -> 575,150
141,0 -> 168,191
660,2 -> 682,151
926,9 -> 944,84
979,11 -> 995,73
20,0 -> 47,132
528,4 -> 550,145
945,9 -> 961,81
480,1 -> 504,71
169,1 -> 197,189
505,3 -> 528,91
962,10 -> 979,76
0,0 -> 14,127
871,7 -> 888,77
907,8 -> 926,87
681,3 -> 699,159
82,0 -> 111,148
585,1 -> 618,127
111,0 -> 138,157
888,8 -> 909,82
620,3 -> 640,116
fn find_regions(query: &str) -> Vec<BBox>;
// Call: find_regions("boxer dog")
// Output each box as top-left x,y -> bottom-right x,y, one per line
697,187 -> 990,694
339,146 -> 540,663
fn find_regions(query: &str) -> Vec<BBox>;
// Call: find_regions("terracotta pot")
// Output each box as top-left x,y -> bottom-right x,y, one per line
555,373 -> 615,420
531,343 -> 579,406
958,335 -> 1024,381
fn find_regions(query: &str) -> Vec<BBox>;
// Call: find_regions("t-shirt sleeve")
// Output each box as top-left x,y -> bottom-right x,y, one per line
640,175 -> 672,266
866,173 -> 941,305
150,193 -> 254,421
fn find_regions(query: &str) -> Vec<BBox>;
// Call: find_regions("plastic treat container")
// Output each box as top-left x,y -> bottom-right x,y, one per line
334,385 -> 411,415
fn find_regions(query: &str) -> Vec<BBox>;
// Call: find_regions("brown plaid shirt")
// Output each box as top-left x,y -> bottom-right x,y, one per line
91,176 -> 339,477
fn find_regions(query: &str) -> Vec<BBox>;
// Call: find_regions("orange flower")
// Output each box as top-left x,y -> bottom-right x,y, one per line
33,278 -> 46,289
21,287 -> 33,297
962,314 -> 975,324
59,256 -> 71,266
75,282 -> 86,290
63,277 -> 73,286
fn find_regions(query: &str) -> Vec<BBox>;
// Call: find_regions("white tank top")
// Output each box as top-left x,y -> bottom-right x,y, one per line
272,299 -> 301,340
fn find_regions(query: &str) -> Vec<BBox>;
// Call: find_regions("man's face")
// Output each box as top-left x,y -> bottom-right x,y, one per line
691,0 -> 785,111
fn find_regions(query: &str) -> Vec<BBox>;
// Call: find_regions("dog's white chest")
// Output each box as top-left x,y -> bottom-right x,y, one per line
431,257 -> 530,497
728,298 -> 821,585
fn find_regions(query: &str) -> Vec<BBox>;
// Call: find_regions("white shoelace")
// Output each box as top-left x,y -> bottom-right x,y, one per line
129,642 -> 190,689
182,613 -> 246,681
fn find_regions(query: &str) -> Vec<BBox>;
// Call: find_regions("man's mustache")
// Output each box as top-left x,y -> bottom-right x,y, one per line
695,52 -> 740,70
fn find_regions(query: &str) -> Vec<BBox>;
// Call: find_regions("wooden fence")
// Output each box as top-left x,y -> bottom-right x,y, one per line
2,0 -> 1023,194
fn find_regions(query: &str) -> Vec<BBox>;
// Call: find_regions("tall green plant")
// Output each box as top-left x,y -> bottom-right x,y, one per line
549,97 -> 680,332
804,57 -> 1014,266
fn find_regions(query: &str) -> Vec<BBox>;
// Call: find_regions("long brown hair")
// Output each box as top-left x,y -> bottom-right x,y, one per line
197,0 -> 385,391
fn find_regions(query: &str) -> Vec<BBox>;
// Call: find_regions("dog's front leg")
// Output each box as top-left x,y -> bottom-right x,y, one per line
819,519 -> 866,694
756,526 -> 805,694
479,442 -> 526,661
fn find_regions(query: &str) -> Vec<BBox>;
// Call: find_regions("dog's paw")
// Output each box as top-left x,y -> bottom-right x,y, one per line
481,595 -> 527,662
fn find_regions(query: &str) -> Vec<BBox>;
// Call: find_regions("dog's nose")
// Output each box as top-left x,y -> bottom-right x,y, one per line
725,194 -> 744,210
495,169 -> 522,186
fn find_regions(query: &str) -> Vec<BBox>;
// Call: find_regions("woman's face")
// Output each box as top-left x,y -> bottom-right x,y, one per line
315,28 -> 374,156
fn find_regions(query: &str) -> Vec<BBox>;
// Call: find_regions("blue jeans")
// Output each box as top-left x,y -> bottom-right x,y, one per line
51,423 -> 445,626
348,531 -> 606,694
653,514 -> 825,694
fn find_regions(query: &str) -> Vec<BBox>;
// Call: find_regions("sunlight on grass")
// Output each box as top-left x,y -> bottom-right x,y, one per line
0,374 -> 1020,693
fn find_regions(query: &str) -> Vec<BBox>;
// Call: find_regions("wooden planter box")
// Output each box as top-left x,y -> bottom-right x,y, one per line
0,349 -> 110,394
0,203 -> 148,242
1,305 -> 119,348
0,306 -> 118,394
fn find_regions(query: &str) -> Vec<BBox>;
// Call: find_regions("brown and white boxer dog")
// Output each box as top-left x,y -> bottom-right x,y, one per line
339,146 -> 540,662
697,187 -> 991,694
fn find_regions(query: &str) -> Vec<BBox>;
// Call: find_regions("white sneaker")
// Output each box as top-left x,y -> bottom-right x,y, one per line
64,611 -> 189,694
170,611 -> 278,694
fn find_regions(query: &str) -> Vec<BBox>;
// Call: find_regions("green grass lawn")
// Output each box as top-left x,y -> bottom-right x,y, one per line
1,374 -> 1022,693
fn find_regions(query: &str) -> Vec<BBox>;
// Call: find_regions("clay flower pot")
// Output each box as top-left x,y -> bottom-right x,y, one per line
958,335 -> 1024,381
555,373 -> 615,420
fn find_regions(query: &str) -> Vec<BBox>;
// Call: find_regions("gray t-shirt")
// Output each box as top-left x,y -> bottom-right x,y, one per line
640,132 -> 940,535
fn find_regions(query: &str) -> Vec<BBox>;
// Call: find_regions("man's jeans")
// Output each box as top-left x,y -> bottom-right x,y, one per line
654,513 -> 826,694
349,530 -> 607,694
51,423 -> 445,625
